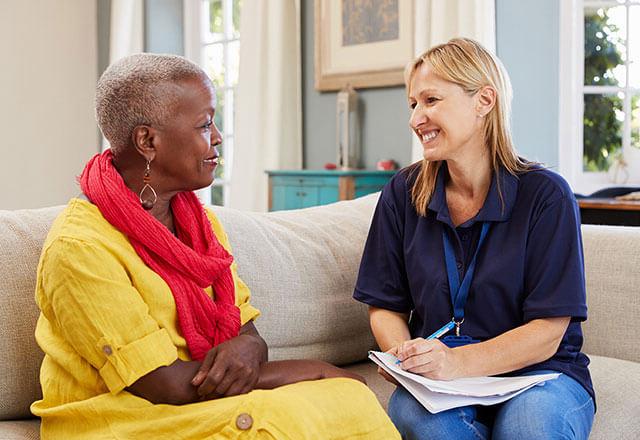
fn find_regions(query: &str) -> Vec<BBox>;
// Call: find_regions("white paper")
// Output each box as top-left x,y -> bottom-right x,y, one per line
369,351 -> 559,414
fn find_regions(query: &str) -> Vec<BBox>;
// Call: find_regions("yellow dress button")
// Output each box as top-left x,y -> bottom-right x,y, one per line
235,413 -> 253,430
102,345 -> 113,355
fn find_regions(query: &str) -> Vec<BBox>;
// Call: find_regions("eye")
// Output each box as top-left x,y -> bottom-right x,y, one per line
409,101 -> 417,110
201,120 -> 213,131
426,97 -> 439,104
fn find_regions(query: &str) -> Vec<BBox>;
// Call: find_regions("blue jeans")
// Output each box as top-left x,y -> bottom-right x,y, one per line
387,371 -> 594,440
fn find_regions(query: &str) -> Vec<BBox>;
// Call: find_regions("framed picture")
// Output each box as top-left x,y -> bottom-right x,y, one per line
314,0 -> 414,91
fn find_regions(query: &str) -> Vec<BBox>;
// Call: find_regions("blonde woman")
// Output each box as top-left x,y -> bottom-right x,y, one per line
354,38 -> 594,439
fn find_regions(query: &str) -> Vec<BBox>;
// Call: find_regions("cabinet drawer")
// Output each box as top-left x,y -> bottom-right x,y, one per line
267,170 -> 395,211
271,185 -> 340,210
270,176 -> 338,188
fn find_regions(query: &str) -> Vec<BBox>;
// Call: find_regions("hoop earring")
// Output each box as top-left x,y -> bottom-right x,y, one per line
139,159 -> 157,210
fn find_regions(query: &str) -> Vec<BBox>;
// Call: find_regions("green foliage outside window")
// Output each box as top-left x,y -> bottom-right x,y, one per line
209,0 -> 241,37
583,9 -> 623,171
583,8 -> 639,172
206,0 -> 241,205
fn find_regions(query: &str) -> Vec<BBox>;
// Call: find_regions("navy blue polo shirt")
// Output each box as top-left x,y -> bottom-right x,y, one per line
354,163 -> 594,401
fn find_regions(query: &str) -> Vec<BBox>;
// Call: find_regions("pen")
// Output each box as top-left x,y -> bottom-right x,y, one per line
395,321 -> 455,365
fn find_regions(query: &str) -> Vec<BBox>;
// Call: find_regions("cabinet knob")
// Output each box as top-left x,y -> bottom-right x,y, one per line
296,191 -> 307,197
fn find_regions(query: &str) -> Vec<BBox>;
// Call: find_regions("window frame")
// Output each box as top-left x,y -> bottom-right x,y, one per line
184,0 -> 239,206
559,0 -> 639,195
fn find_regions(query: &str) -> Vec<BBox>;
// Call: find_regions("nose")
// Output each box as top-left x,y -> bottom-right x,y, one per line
210,122 -> 222,146
409,106 -> 427,131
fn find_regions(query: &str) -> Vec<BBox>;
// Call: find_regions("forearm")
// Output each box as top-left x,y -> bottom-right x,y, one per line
255,360 -> 326,389
369,306 -> 411,352
129,322 -> 267,405
127,359 -> 203,405
453,317 -> 570,378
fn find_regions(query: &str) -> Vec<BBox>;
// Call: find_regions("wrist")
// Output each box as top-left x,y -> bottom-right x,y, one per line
238,333 -> 268,363
450,347 -> 467,379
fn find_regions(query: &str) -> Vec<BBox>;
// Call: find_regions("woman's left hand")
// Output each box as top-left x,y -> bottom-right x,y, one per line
191,323 -> 267,397
397,338 -> 462,380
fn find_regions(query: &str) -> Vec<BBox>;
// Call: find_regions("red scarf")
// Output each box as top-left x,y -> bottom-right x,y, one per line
80,150 -> 240,361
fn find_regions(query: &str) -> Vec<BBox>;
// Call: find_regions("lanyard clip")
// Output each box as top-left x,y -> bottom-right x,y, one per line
453,318 -> 464,337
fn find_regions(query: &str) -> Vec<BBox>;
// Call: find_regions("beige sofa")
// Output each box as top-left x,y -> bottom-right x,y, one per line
1,194 -> 639,439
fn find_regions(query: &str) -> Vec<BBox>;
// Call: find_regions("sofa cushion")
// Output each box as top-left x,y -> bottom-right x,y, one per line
588,354 -> 640,439
0,207 -> 62,420
0,420 -> 40,440
211,195 -> 379,365
581,225 -> 640,363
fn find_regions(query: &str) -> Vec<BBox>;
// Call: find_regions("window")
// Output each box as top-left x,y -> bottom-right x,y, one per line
184,0 -> 242,205
559,0 -> 639,194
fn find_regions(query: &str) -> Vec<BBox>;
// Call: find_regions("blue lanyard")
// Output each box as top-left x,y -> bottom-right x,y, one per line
442,222 -> 490,327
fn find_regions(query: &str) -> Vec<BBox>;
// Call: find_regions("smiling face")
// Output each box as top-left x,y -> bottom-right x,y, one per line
150,75 -> 221,192
408,62 -> 487,163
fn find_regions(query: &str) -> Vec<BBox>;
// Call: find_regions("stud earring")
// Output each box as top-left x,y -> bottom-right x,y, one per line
139,159 -> 157,210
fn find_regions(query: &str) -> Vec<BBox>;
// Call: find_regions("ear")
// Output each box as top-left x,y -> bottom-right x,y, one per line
476,86 -> 497,118
131,125 -> 157,162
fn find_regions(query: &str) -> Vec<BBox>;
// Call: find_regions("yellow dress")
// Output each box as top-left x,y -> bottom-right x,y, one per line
31,198 -> 399,440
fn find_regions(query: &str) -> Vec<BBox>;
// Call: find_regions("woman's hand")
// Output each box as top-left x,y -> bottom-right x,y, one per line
377,346 -> 400,386
191,329 -> 266,398
397,338 -> 461,381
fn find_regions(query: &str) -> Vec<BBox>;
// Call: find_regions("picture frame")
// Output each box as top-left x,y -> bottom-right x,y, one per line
314,0 -> 414,91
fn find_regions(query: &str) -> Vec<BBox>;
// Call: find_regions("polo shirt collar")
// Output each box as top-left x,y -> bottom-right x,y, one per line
427,162 -> 519,226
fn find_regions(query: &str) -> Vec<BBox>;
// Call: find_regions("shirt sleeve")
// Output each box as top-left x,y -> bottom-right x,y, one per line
523,194 -> 588,322
353,193 -> 413,313
206,209 -> 261,325
37,237 -> 178,394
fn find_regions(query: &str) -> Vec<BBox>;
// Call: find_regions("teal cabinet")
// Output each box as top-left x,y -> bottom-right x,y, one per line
266,170 -> 395,211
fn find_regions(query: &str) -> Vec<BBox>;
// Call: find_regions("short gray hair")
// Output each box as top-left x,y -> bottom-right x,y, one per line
95,53 -> 209,152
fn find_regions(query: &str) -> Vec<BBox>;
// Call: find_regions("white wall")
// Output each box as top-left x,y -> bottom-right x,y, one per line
0,0 -> 98,210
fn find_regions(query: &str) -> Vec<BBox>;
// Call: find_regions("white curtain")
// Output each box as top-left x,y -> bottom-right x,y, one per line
228,0 -> 302,211
110,0 -> 144,61
411,0 -> 496,162
102,0 -> 144,152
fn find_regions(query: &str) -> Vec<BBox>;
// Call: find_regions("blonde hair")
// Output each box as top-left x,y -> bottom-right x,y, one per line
404,38 -> 532,216
95,53 -> 209,153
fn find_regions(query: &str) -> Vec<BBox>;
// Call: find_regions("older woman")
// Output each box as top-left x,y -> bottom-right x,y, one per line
354,39 -> 594,439
31,53 -> 399,439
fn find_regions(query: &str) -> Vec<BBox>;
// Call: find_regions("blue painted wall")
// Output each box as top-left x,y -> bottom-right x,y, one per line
301,1 -> 412,170
145,0 -> 184,55
496,0 -> 560,168
302,0 -> 561,170
97,0 -> 111,77
97,0 -> 184,79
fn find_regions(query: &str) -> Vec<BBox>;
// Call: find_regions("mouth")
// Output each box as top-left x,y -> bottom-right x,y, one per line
203,155 -> 219,167
418,128 -> 440,144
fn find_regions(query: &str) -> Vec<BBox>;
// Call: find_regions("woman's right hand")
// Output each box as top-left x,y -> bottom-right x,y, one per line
377,346 -> 400,386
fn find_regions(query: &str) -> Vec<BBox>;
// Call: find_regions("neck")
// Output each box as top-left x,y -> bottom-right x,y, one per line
445,149 -> 492,200
112,150 -> 178,232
